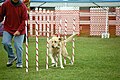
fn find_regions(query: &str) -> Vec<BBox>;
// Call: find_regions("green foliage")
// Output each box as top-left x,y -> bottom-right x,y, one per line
0,37 -> 120,80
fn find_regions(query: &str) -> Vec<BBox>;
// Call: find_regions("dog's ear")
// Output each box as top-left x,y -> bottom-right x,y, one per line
59,37 -> 62,41
59,37 -> 64,41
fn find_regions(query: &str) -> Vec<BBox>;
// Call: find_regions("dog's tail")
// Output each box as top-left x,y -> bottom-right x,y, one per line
65,33 -> 76,42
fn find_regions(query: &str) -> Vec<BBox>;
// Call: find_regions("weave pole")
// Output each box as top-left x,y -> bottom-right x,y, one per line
57,19 -> 62,67
46,20 -> 50,69
64,19 -> 67,65
35,8 -> 39,71
35,21 -> 39,71
72,18 -> 76,64
25,20 -> 29,72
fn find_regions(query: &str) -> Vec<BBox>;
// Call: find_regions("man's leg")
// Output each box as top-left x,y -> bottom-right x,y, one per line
2,31 -> 16,67
14,35 -> 24,68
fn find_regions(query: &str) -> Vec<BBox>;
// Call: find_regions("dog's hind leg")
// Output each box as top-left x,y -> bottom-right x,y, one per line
63,48 -> 73,65
63,54 -> 73,65
66,56 -> 73,65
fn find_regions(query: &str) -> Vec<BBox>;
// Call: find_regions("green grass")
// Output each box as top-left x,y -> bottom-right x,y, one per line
0,36 -> 120,80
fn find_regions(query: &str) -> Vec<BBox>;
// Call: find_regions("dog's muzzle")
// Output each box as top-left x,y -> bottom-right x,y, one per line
52,46 -> 54,48
52,46 -> 60,49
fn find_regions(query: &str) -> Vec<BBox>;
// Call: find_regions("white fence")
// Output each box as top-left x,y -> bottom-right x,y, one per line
28,8 -> 79,36
28,7 -> 120,36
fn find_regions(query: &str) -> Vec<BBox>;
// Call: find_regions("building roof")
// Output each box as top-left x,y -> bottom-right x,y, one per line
30,2 -> 120,7
30,0 -> 120,3
0,0 -> 120,7
30,0 -> 120,7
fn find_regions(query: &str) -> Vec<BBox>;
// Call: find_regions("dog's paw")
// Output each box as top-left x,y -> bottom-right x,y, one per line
69,61 -> 73,65
61,66 -> 64,69
51,63 -> 56,67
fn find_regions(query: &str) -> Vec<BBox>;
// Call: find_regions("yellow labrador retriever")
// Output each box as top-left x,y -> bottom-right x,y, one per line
48,33 -> 76,69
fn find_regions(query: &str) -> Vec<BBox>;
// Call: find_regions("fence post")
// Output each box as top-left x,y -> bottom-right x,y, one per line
39,8 -> 42,36
29,11 -> 33,36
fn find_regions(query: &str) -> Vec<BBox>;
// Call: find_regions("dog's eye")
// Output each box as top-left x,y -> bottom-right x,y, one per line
54,41 -> 57,43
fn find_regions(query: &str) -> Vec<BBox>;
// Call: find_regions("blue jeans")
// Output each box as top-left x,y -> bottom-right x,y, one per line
2,31 -> 24,65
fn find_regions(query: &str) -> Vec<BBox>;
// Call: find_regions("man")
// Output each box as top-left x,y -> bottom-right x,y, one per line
0,0 -> 28,68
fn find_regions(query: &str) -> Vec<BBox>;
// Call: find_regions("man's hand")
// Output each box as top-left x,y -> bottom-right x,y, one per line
14,31 -> 20,36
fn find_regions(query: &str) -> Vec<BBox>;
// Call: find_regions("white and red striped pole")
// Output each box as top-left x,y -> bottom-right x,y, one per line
35,8 -> 39,71
46,20 -> 50,69
64,19 -> 67,65
57,19 -> 62,67
25,20 -> 29,72
72,18 -> 76,64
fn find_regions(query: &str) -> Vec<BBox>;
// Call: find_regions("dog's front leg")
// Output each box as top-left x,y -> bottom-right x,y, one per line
48,53 -> 56,66
54,55 -> 58,67
59,49 -> 64,69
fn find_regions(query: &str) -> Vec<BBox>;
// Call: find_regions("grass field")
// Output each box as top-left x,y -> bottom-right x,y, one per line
0,36 -> 120,80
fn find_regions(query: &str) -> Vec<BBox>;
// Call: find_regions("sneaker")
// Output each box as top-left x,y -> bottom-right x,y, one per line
16,64 -> 23,68
6,57 -> 17,67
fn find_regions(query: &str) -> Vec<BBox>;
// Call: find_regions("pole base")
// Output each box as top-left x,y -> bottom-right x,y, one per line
101,33 -> 110,38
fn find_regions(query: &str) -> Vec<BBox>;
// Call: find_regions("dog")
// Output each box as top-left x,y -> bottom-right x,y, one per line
48,33 -> 76,69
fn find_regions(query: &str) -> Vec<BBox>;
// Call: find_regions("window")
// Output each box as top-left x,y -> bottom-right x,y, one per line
79,7 -> 90,12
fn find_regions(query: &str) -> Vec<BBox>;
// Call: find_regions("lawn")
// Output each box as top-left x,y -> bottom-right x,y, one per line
0,36 -> 120,80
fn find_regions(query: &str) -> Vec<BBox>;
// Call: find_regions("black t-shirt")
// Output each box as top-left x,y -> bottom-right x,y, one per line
10,0 -> 22,6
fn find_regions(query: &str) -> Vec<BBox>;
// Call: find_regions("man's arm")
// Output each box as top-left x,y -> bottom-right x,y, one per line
0,3 -> 5,22
17,5 -> 28,33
